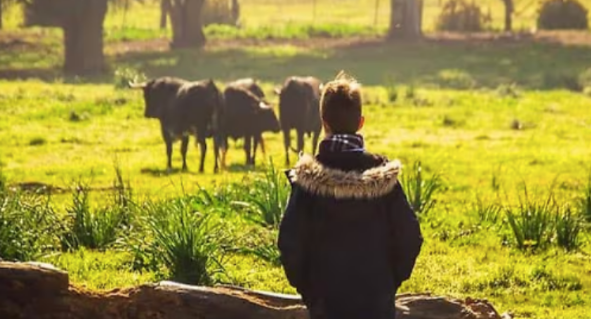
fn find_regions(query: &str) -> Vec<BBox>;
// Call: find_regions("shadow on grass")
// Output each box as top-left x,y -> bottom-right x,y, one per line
3,32 -> 591,89
140,167 -> 199,177
224,163 -> 267,173
110,36 -> 591,90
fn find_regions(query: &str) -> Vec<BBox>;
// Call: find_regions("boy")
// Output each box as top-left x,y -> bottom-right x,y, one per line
278,72 -> 423,319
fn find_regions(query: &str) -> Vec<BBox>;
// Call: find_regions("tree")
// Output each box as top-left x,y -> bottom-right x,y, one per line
0,0 -> 4,30
165,0 -> 208,48
388,0 -> 423,40
501,0 -> 514,32
25,0 -> 108,76
160,0 -> 170,29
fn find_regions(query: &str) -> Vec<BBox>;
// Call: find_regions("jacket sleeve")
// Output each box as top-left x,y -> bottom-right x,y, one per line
389,183 -> 423,286
277,185 -> 310,295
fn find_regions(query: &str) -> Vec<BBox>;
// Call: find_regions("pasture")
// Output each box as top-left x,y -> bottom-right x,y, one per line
2,1 -> 591,319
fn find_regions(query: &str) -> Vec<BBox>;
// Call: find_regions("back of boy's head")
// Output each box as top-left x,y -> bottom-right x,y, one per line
320,71 -> 362,134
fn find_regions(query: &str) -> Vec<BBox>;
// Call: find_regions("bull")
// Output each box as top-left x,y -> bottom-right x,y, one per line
129,77 -> 223,173
221,78 -> 280,168
274,76 -> 323,165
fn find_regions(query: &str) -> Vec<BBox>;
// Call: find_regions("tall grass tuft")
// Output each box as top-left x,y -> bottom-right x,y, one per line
505,187 -> 555,251
130,200 -> 229,285
555,206 -> 583,252
474,195 -> 501,226
237,161 -> 289,228
401,161 -> 442,215
0,190 -> 57,261
61,182 -> 127,251
110,165 -> 134,226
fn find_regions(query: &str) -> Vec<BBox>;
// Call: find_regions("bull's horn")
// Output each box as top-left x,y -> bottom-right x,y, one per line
273,87 -> 282,95
319,83 -> 325,92
128,81 -> 147,89
259,101 -> 272,110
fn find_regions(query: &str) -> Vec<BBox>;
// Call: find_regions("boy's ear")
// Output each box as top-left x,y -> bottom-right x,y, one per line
358,116 -> 365,131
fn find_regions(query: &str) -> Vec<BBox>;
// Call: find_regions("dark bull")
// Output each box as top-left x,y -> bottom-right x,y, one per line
129,77 -> 223,173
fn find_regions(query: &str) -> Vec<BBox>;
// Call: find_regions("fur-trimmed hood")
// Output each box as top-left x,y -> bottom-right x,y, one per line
287,154 -> 402,199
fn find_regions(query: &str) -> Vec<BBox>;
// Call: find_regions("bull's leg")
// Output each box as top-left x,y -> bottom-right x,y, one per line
196,130 -> 207,173
296,129 -> 305,154
161,126 -> 174,173
244,135 -> 253,166
253,133 -> 265,167
283,129 -> 291,165
213,135 -> 222,174
181,135 -> 190,172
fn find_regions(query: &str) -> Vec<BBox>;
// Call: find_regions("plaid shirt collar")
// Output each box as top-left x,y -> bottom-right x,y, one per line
318,133 -> 365,153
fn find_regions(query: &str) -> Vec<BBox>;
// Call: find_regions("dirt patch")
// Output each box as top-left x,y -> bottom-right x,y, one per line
0,261 -> 509,319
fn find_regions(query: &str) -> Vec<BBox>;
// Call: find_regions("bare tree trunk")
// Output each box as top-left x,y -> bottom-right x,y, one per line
502,0 -> 514,32
160,0 -> 171,29
0,0 -> 4,30
63,0 -> 107,75
231,0 -> 240,25
388,0 -> 423,41
169,0 -> 206,49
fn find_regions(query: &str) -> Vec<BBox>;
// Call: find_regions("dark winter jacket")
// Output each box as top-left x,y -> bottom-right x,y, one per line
278,150 -> 423,319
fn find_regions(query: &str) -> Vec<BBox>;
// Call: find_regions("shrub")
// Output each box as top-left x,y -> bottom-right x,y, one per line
436,0 -> 491,32
495,83 -> 521,98
130,200 -> 229,285
505,187 -> 556,251
437,69 -> 476,89
401,161 -> 443,215
555,206 -> 583,251
542,71 -> 581,91
537,0 -> 588,30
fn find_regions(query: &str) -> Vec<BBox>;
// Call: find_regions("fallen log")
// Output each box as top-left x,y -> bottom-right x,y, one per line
0,261 -> 504,319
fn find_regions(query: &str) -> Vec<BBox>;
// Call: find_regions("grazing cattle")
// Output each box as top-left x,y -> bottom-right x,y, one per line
221,78 -> 280,167
274,76 -> 323,165
129,77 -> 223,173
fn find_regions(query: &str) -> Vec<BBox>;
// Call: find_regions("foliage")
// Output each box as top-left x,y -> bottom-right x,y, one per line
129,199 -> 229,285
555,206 -> 583,251
60,183 -> 128,251
401,161 -> 442,215
436,0 -> 491,32
236,161 -> 289,228
537,0 -> 589,30
437,69 -> 476,89
0,189 -> 57,261
505,186 -> 556,251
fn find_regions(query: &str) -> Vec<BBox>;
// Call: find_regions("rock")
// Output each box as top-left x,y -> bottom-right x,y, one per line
0,262 -> 503,319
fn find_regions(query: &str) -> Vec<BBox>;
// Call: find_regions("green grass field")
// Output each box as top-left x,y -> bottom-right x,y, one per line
2,1 -> 591,319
